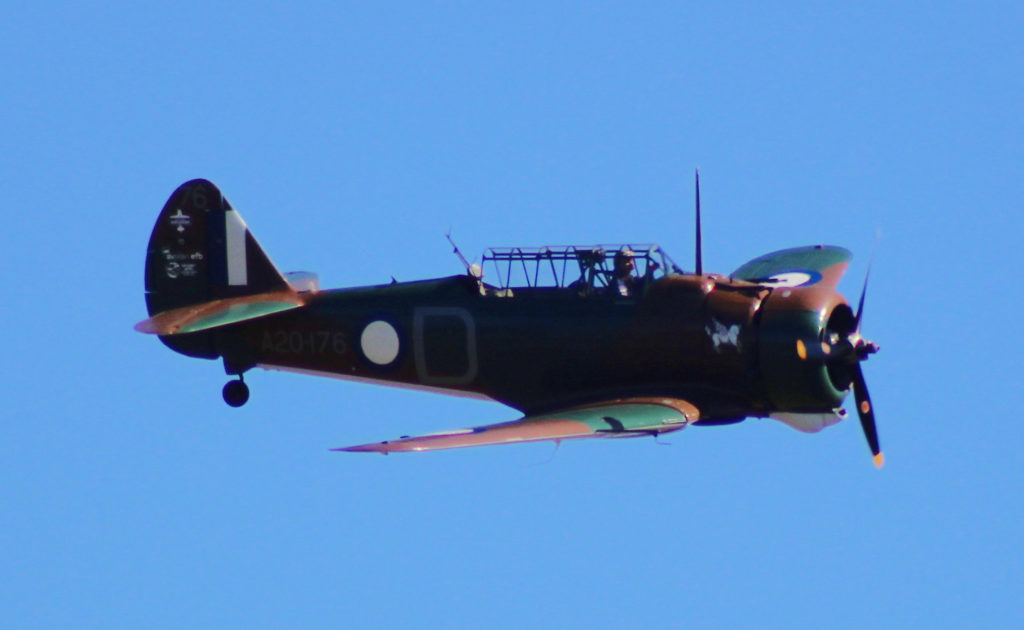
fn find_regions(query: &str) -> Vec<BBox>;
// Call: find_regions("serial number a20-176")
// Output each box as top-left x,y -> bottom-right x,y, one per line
261,330 -> 347,355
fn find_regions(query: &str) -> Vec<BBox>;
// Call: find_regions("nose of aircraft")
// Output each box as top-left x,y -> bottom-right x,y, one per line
795,269 -> 883,467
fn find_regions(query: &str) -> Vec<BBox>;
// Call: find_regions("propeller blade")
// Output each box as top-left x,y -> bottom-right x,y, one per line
854,267 -> 870,333
854,240 -> 878,333
851,364 -> 884,468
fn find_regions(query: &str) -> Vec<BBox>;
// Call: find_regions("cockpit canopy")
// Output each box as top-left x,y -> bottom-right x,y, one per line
479,244 -> 683,292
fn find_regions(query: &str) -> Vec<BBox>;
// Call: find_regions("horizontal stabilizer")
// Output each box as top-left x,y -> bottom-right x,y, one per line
335,397 -> 699,454
732,245 -> 852,290
135,290 -> 305,335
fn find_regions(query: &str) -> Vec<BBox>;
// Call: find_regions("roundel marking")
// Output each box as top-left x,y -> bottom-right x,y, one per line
360,320 -> 400,365
766,270 -> 822,288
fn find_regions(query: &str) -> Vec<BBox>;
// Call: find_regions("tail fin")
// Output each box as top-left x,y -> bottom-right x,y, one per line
141,180 -> 298,358
144,179 -> 289,315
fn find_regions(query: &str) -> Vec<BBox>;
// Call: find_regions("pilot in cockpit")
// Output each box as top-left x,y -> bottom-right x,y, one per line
609,248 -> 638,297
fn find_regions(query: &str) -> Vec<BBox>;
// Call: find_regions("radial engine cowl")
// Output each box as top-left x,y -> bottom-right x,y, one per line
758,286 -> 852,411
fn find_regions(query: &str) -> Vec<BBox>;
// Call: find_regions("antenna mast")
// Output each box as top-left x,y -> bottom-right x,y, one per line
695,168 -> 703,275
446,231 -> 482,279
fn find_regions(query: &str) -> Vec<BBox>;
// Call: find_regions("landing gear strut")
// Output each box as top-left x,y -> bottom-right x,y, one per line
222,377 -> 250,407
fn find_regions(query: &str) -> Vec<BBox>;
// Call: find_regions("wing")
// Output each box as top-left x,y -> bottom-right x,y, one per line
732,245 -> 852,290
335,397 -> 700,454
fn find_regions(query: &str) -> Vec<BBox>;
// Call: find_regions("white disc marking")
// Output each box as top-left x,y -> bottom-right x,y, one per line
767,271 -> 813,287
361,320 -> 400,365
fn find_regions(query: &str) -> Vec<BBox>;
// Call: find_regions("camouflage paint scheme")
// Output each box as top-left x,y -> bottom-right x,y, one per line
137,179 -> 881,464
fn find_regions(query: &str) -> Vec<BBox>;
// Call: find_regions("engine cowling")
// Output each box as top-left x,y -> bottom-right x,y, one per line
757,286 -> 853,411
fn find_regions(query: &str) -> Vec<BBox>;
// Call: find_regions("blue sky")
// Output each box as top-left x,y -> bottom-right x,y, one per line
2,2 -> 1022,628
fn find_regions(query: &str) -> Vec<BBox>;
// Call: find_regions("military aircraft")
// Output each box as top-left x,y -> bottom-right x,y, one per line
136,176 -> 882,466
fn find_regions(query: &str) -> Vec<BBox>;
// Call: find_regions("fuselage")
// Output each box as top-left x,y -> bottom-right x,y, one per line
181,271 -> 846,419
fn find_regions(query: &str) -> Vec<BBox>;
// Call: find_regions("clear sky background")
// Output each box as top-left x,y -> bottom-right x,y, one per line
2,2 -> 1022,628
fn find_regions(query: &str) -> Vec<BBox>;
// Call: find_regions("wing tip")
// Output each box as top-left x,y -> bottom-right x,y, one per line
331,443 -> 392,454
134,318 -> 160,334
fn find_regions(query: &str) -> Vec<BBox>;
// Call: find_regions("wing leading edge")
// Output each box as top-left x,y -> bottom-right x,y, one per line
335,397 -> 700,454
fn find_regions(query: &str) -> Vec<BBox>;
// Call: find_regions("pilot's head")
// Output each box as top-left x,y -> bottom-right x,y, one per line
614,248 -> 635,276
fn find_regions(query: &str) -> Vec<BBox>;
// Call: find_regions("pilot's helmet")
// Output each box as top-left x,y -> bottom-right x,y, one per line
614,247 -> 635,269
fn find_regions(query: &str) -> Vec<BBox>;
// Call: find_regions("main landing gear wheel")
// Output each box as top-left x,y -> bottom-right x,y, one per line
222,379 -> 250,408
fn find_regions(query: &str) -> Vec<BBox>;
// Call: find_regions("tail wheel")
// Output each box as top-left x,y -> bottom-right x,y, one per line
222,379 -> 250,407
